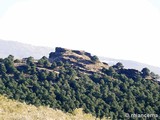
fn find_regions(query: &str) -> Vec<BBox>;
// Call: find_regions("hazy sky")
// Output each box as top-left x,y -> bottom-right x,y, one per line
0,0 -> 160,67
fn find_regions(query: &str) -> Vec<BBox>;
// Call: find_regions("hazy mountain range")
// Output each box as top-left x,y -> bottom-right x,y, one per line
100,57 -> 160,75
0,39 -> 52,59
0,39 -> 159,75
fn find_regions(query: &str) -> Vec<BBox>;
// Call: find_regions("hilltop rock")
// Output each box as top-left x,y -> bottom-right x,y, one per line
55,47 -> 68,53
49,47 -> 109,74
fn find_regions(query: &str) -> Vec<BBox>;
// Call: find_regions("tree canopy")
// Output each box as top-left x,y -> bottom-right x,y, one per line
0,55 -> 159,119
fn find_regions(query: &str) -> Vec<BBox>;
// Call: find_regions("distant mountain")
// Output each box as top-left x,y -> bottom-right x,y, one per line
100,57 -> 160,75
0,39 -> 52,59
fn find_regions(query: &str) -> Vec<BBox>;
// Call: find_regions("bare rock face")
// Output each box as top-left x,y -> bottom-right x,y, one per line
55,47 -> 68,53
49,47 -> 67,58
49,47 -> 109,73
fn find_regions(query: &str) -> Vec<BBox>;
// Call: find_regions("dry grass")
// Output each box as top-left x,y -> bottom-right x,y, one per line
0,95 -> 110,120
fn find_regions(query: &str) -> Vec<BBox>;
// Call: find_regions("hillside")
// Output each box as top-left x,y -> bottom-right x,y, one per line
0,47 -> 160,119
0,95 -> 107,120
49,47 -> 109,74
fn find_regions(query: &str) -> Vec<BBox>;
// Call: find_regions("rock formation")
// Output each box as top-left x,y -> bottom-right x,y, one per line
49,47 -> 109,74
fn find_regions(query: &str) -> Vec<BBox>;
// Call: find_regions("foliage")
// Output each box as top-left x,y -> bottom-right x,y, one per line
141,67 -> 150,78
91,55 -> 99,62
0,55 -> 160,119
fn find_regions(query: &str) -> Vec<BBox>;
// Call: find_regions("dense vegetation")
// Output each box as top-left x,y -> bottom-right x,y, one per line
0,55 -> 160,119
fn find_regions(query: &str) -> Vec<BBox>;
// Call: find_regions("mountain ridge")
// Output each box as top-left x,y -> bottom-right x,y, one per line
0,39 -> 159,75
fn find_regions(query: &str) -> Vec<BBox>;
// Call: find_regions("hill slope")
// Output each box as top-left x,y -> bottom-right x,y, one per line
0,95 -> 107,120
0,47 -> 160,119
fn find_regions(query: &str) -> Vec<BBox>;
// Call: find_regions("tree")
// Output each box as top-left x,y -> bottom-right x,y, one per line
108,67 -> 115,77
26,57 -> 34,66
113,62 -> 124,70
0,58 -> 4,62
7,55 -> 14,62
37,56 -> 50,67
4,58 -> 17,73
91,55 -> 99,63
37,59 -> 43,66
150,72 -> 159,79
0,63 -> 7,74
31,74 -> 38,81
51,62 -> 57,69
57,61 -> 64,66
44,60 -> 51,68
141,67 -> 150,78
47,72 -> 56,81
38,71 -> 47,81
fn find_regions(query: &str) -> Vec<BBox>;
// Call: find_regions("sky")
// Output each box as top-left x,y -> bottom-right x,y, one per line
0,0 -> 160,67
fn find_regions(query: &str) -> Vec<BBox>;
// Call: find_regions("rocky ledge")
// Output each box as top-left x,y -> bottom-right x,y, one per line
49,47 -> 109,74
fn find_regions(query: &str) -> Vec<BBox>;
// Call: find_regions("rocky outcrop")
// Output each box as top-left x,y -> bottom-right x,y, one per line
49,47 -> 109,73
55,47 -> 68,53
